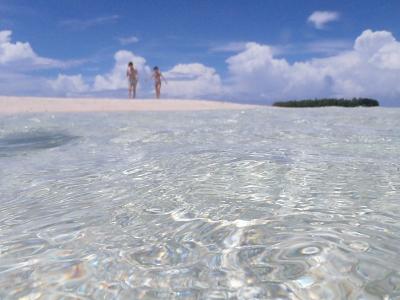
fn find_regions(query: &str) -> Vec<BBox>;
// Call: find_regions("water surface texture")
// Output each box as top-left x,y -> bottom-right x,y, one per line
1,108 -> 399,299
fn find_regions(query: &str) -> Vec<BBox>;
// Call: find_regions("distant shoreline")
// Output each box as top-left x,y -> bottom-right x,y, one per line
273,98 -> 380,107
0,96 -> 263,114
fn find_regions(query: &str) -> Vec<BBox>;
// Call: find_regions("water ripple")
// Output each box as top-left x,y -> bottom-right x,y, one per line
0,109 -> 400,299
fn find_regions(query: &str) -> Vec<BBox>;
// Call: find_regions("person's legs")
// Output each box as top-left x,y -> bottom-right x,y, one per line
156,82 -> 161,98
129,81 -> 137,99
133,82 -> 137,99
128,85 -> 132,98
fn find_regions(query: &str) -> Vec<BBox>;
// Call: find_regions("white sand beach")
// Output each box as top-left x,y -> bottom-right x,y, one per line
0,96 -> 262,114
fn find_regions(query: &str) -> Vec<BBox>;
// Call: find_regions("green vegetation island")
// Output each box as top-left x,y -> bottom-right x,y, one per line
273,98 -> 380,107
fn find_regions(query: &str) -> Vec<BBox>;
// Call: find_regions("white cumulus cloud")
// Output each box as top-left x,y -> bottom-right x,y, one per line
223,30 -> 400,105
308,11 -> 340,29
48,74 -> 89,96
92,51 -> 222,98
225,43 -> 291,99
93,50 -> 150,91
0,30 -> 88,97
2,28 -> 400,105
0,30 -> 60,67
163,63 -> 222,98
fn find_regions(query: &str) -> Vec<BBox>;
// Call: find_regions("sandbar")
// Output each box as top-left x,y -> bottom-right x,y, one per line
0,96 -> 262,114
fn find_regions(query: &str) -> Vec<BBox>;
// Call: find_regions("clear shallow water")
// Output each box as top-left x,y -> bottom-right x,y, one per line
0,107 -> 399,299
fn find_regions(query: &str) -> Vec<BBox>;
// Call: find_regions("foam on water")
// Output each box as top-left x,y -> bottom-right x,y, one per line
0,108 -> 399,299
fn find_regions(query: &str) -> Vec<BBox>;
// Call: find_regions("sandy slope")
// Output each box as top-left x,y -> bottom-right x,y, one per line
0,96 -> 262,114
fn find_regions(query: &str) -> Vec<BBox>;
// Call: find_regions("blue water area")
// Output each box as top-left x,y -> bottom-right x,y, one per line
0,130 -> 79,157
0,108 -> 399,299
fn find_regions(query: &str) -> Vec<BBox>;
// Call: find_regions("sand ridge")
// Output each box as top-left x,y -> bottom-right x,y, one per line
0,96 -> 263,114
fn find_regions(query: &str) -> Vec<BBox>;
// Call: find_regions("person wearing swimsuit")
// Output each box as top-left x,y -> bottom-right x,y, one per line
152,66 -> 167,99
126,62 -> 138,99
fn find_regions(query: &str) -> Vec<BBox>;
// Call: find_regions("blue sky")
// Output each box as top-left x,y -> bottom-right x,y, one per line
1,0 -> 400,105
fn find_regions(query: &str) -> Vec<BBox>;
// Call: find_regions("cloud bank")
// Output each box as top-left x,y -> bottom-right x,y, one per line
221,29 -> 400,105
2,29 -> 400,105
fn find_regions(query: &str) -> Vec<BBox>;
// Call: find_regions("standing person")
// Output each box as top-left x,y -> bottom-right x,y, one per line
152,66 -> 167,99
126,62 -> 138,99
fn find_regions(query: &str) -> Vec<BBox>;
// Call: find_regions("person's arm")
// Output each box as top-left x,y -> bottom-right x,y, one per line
161,73 -> 167,84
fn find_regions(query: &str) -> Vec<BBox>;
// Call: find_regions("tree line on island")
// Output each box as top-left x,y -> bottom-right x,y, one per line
273,98 -> 379,107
